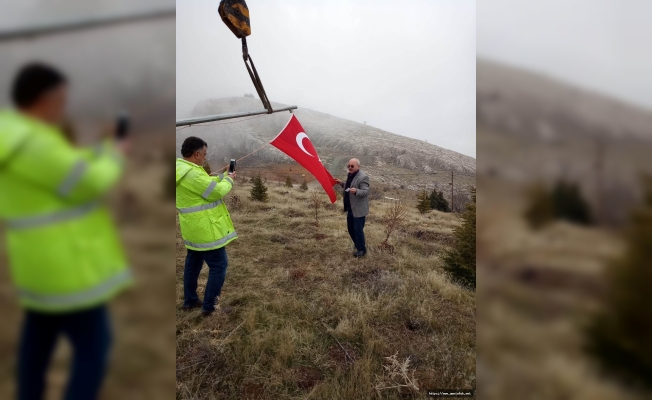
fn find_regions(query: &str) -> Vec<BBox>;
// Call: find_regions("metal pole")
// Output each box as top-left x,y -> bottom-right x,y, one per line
451,170 -> 454,213
0,7 -> 176,41
176,106 -> 297,127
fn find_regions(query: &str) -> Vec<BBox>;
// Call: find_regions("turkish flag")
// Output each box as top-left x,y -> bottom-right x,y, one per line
270,115 -> 338,203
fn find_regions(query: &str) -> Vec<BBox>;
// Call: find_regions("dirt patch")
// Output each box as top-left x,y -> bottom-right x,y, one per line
405,318 -> 425,332
328,343 -> 359,367
282,208 -> 306,218
295,366 -> 323,390
270,234 -> 290,244
346,267 -> 402,297
377,242 -> 395,254
407,229 -> 455,246
241,382 -> 265,398
514,264 -> 605,297
315,233 -> 328,240
289,268 -> 307,280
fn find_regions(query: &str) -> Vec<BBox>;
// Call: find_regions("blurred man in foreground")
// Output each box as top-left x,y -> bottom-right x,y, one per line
176,137 -> 237,317
0,63 -> 131,399
334,158 -> 370,257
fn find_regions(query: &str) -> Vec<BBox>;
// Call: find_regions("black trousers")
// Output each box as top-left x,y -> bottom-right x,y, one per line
18,305 -> 112,400
346,209 -> 367,253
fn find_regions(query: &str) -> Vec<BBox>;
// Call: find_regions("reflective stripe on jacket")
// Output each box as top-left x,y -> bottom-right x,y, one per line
0,109 -> 131,312
176,158 -> 237,251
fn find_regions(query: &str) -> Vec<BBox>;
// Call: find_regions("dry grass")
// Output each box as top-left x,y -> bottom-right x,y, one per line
476,176 -> 642,400
176,183 -> 476,399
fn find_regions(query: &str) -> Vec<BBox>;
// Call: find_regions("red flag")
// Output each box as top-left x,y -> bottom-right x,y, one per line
270,115 -> 337,203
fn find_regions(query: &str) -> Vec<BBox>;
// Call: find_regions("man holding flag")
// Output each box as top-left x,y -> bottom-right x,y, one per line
269,115 -> 369,257
334,159 -> 370,257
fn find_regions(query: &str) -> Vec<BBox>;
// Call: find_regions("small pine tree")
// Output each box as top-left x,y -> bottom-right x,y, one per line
416,190 -> 431,214
584,176 -> 652,389
551,180 -> 592,224
524,183 -> 555,229
300,179 -> 308,191
430,189 -> 449,212
443,187 -> 476,289
285,176 -> 293,188
202,161 -> 211,175
249,174 -> 268,202
524,180 -> 592,228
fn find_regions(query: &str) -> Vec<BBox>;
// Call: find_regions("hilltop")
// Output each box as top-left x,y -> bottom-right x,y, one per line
176,97 -> 475,194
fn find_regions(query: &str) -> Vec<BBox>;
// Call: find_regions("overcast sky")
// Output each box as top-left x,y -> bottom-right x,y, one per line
478,0 -> 652,111
177,0 -> 476,158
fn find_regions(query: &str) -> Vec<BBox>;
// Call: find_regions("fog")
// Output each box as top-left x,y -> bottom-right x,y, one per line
0,1 -> 175,132
478,0 -> 652,112
177,0 -> 476,157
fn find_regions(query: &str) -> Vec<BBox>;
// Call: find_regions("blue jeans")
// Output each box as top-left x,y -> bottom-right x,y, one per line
184,247 -> 229,312
18,305 -> 112,400
347,209 -> 367,253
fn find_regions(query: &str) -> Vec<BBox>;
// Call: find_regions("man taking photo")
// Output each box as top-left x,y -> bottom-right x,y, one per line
176,137 -> 237,317
0,62 -> 131,400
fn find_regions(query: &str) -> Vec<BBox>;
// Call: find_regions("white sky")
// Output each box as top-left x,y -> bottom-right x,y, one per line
177,0 -> 477,158
478,0 -> 652,111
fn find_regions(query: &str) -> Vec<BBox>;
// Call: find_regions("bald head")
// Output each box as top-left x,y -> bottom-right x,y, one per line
347,158 -> 361,173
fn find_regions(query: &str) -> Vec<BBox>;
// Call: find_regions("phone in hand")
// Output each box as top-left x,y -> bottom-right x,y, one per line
116,111 -> 129,140
228,159 -> 236,174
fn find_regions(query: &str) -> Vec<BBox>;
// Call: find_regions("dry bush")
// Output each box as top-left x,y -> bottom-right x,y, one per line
227,194 -> 242,211
374,352 -> 419,394
381,201 -> 408,246
309,192 -> 322,227
368,186 -> 384,201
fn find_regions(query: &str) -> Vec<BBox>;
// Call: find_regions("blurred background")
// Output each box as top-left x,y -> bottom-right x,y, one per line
0,1 -> 176,399
477,1 -> 652,399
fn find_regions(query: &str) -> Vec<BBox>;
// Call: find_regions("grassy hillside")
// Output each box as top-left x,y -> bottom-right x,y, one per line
175,181 -> 476,399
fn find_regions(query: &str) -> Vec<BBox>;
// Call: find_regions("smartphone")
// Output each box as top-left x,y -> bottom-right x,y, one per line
228,159 -> 236,174
116,111 -> 129,140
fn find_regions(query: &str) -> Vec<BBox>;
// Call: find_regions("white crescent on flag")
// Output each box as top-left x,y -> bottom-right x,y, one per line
295,132 -> 314,157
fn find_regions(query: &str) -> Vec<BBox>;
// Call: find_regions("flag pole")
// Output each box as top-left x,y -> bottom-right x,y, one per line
176,106 -> 297,127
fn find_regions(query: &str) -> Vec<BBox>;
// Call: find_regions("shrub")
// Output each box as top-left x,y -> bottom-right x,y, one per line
249,174 -> 269,202
551,180 -> 592,224
309,192 -> 322,227
300,179 -> 308,191
227,194 -> 243,211
524,180 -> 592,228
381,201 -> 407,246
369,187 -> 384,201
584,176 -> 652,389
524,183 -> 554,228
429,189 -> 449,212
443,187 -> 476,289
285,176 -> 293,188
416,190 -> 431,214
